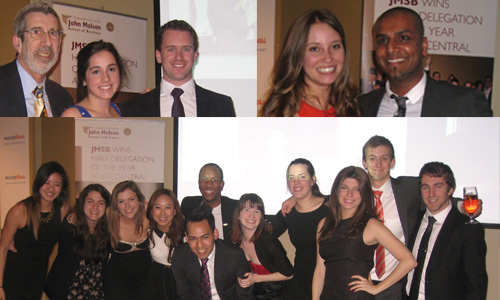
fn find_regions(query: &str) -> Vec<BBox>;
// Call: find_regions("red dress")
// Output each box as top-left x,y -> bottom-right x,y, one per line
297,101 -> 336,117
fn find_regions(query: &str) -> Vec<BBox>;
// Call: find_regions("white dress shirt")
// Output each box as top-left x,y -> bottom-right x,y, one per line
159,78 -> 197,117
406,201 -> 452,299
370,178 -> 405,281
212,203 -> 225,240
199,245 -> 220,300
377,72 -> 426,117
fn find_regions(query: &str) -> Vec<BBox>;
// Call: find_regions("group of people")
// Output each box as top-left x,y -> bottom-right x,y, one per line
258,7 -> 493,117
431,72 -> 493,107
1,134 -> 487,300
0,2 -> 235,118
0,3 -> 494,118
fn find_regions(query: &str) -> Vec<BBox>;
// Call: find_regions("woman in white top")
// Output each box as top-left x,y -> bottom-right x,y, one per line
146,189 -> 185,300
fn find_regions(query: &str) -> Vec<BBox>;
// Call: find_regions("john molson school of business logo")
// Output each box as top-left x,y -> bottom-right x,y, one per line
82,127 -> 132,139
61,14 -> 107,35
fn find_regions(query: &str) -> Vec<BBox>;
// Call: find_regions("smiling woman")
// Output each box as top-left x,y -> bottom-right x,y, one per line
146,189 -> 185,300
60,40 -> 127,118
0,161 -> 70,300
260,9 -> 360,117
45,184 -> 111,300
105,181 -> 151,300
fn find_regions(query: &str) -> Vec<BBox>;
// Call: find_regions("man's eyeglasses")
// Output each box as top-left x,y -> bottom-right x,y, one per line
24,27 -> 63,40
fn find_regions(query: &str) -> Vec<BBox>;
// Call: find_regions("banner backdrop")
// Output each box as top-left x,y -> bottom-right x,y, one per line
0,119 -> 30,227
74,119 -> 165,199
54,3 -> 147,93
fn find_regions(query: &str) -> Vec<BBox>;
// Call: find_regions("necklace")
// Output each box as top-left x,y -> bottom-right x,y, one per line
41,206 -> 55,223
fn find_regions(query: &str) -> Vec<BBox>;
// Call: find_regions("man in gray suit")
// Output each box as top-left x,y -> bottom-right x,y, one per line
0,2 -> 72,117
358,7 -> 492,117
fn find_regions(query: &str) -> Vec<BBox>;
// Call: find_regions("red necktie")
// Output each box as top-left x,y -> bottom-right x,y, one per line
373,190 -> 385,277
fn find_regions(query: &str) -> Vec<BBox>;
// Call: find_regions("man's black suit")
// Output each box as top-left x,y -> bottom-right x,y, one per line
171,239 -> 253,300
358,74 -> 493,117
0,60 -> 73,117
118,84 -> 236,117
406,207 -> 487,300
390,176 -> 423,245
181,196 -> 239,240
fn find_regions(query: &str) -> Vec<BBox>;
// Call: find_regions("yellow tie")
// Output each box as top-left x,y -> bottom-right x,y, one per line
33,86 -> 47,117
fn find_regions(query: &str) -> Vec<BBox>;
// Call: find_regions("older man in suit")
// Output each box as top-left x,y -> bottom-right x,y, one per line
181,163 -> 238,240
119,20 -> 235,117
172,204 -> 253,300
405,162 -> 487,300
358,7 -> 492,117
0,2 -> 72,117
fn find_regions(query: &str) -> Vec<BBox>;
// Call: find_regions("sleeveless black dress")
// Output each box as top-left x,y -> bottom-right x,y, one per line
318,217 -> 378,300
272,204 -> 329,300
104,237 -> 151,300
4,200 -> 62,300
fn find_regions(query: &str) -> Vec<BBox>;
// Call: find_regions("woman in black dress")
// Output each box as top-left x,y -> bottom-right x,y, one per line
45,183 -> 111,299
146,189 -> 184,300
233,193 -> 293,300
0,161 -> 71,300
312,166 -> 416,299
271,158 -> 328,300
105,181 -> 151,300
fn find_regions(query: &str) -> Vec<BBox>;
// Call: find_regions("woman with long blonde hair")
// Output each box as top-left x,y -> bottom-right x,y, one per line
260,9 -> 360,117
105,181 -> 150,300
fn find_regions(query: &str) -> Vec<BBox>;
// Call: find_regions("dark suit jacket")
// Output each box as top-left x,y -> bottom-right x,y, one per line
358,73 -> 493,117
181,196 -> 239,240
391,176 -> 460,245
391,176 -> 424,244
171,239 -> 253,300
406,207 -> 488,300
118,83 -> 236,117
0,60 -> 73,117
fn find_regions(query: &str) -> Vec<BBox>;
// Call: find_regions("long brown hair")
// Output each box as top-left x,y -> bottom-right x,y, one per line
25,161 -> 69,240
146,189 -> 185,263
231,193 -> 267,244
260,9 -> 360,117
108,181 -> 146,248
73,184 -> 110,263
318,166 -> 375,242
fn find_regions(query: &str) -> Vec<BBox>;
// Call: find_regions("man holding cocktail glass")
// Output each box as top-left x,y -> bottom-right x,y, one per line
405,162 -> 488,300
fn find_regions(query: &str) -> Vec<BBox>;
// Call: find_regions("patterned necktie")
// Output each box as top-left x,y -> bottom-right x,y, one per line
171,88 -> 185,117
33,85 -> 47,117
408,216 -> 437,300
373,190 -> 385,277
200,258 -> 212,300
390,94 -> 408,117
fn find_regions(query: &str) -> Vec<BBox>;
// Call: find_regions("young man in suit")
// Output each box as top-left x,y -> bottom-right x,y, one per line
181,163 -> 239,240
0,2 -> 73,117
119,20 -> 236,117
405,162 -> 487,299
171,204 -> 253,300
357,7 -> 492,117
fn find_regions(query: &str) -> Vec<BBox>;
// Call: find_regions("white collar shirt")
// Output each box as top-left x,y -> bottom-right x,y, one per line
199,244 -> 220,300
377,72 -> 426,117
211,203 -> 224,240
159,78 -> 197,117
406,201 -> 452,299
370,178 -> 405,281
